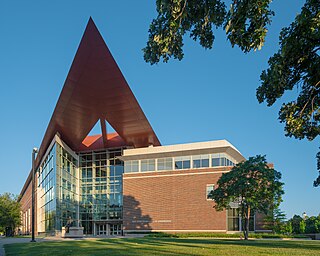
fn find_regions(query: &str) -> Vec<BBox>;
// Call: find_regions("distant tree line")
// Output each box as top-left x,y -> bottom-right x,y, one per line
265,209 -> 320,234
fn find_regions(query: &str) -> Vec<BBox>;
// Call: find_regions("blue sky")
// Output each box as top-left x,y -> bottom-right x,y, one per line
0,0 -> 318,219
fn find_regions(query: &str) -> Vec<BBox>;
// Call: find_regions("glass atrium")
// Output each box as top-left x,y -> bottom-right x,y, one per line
36,138 -> 125,236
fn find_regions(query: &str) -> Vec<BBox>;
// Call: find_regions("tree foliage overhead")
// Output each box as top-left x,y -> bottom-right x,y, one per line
145,1 -> 320,187
211,155 -> 284,240
143,0 -> 274,64
256,0 -> 320,186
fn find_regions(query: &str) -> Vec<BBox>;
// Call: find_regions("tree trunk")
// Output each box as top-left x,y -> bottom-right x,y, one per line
243,207 -> 250,240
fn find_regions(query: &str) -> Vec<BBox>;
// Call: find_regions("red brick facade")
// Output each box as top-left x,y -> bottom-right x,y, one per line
19,181 -> 37,234
123,167 -> 232,232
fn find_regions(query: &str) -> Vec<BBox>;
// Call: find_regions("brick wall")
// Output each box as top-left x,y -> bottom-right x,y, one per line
20,181 -> 37,234
123,167 -> 232,232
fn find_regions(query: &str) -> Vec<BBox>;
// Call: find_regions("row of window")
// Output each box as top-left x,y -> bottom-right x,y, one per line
81,193 -> 122,204
81,166 -> 123,180
80,151 -> 122,162
124,153 -> 236,173
81,184 -> 121,194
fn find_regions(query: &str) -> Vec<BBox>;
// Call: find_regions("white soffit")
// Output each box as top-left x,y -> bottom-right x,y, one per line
122,140 -> 245,162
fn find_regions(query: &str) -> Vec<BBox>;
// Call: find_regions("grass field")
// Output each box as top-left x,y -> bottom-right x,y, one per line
4,237 -> 320,256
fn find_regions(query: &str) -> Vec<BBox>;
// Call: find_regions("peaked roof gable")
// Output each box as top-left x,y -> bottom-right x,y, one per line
35,17 -> 160,168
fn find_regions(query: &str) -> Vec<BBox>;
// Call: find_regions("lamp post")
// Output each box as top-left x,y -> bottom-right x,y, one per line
31,147 -> 38,242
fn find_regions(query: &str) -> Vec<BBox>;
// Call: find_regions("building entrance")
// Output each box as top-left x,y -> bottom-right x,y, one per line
98,224 -> 107,235
96,223 -> 122,236
109,224 -> 121,235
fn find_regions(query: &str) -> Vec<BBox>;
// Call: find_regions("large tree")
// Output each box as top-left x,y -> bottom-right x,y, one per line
211,155 -> 284,240
257,0 -> 320,186
144,1 -> 320,186
0,193 -> 21,234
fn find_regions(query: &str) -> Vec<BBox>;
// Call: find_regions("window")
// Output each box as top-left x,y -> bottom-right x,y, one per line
157,158 -> 173,171
193,155 -> 209,168
141,159 -> 155,172
211,153 -> 235,167
206,184 -> 214,199
228,208 -> 240,231
212,154 -> 220,167
124,160 -> 139,173
227,208 -> 255,231
174,156 -> 191,170
226,159 -> 235,166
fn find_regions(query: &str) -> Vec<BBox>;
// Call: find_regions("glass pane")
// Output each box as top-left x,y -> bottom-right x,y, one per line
193,159 -> 201,168
202,159 -> 209,167
183,160 -> 190,169
165,158 -> 173,170
124,162 -> 130,173
157,159 -> 165,170
132,161 -> 139,172
148,159 -> 155,171
175,161 -> 182,169
212,158 -> 220,167
141,160 -> 148,172
87,169 -> 92,178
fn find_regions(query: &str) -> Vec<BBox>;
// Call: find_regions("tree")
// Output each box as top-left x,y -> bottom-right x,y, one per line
264,207 -> 287,234
289,214 -> 304,234
300,219 -> 306,233
0,193 -> 21,235
256,0 -> 320,186
211,155 -> 284,240
305,216 -> 320,233
283,221 -> 293,234
143,0 -> 274,64
144,1 -> 320,186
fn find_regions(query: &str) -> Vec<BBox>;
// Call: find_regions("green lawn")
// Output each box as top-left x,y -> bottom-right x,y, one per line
4,237 -> 320,256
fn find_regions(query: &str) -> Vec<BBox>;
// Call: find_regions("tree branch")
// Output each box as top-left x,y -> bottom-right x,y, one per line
174,0 -> 187,21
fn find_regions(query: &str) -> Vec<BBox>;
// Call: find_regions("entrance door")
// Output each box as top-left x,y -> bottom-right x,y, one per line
109,224 -> 121,235
98,224 -> 107,235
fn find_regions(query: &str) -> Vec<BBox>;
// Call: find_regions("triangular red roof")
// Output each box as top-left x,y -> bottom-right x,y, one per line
35,18 -> 160,167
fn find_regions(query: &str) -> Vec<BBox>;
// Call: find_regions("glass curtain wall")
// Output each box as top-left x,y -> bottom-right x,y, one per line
37,144 -> 56,234
55,143 -> 79,230
79,148 -> 124,235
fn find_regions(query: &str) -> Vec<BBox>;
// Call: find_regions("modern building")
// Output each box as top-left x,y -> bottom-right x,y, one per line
19,18 -> 267,236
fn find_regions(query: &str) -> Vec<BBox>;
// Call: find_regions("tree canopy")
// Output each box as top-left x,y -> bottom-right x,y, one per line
143,0 -> 274,64
256,0 -> 320,186
144,0 -> 320,186
211,155 -> 284,240
0,193 -> 21,234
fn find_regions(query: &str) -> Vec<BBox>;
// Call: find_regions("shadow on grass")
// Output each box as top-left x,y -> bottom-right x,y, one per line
4,237 -> 320,256
93,237 -> 320,253
139,238 -> 320,251
4,239 -> 190,256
